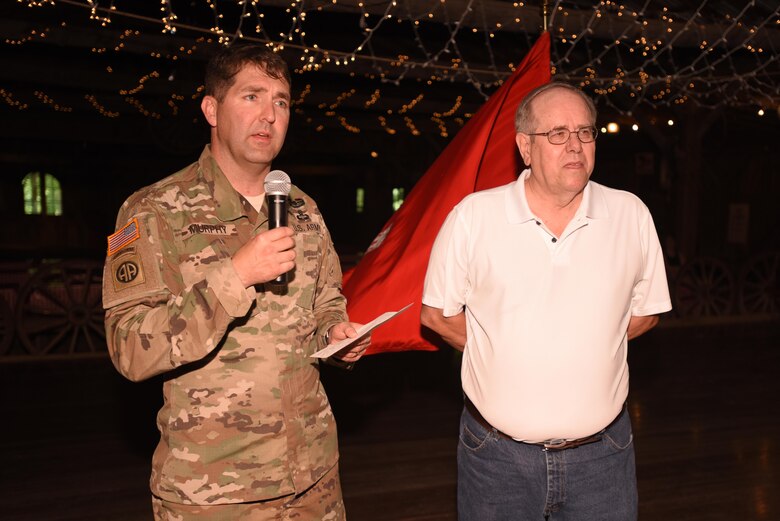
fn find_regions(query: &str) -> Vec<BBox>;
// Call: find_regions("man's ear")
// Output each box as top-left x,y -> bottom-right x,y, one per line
201,96 -> 217,127
516,132 -> 531,165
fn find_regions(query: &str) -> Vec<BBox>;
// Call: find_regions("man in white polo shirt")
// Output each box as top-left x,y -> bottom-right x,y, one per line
421,81 -> 672,520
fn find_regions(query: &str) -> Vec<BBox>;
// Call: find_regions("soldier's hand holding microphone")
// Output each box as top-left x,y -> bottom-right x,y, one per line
232,171 -> 295,288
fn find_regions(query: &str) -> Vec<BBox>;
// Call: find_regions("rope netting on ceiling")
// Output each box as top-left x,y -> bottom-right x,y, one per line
4,0 -> 779,132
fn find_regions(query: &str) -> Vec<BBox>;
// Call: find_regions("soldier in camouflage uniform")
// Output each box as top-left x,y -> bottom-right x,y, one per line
102,45 -> 370,521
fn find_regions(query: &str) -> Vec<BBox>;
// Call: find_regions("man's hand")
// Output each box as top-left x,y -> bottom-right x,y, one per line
328,322 -> 371,363
232,227 -> 296,287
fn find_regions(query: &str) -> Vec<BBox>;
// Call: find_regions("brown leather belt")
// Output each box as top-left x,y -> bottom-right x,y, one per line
463,396 -> 618,451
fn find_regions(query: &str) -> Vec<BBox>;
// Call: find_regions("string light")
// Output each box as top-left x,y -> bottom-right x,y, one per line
4,26 -> 50,45
19,0 -> 55,6
118,71 -> 160,95
84,94 -> 119,118
0,88 -> 29,110
337,115 -> 360,133
430,116 -> 448,138
378,115 -> 397,135
5,0 -> 779,135
398,94 -> 424,115
364,89 -> 381,108
404,116 -> 421,136
434,96 -> 463,118
86,0 -> 113,26
33,90 -> 73,112
124,96 -> 162,119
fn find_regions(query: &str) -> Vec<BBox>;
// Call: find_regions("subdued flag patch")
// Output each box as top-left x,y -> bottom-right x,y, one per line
107,218 -> 140,256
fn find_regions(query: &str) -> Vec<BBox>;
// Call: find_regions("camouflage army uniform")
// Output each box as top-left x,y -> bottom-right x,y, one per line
102,145 -> 347,511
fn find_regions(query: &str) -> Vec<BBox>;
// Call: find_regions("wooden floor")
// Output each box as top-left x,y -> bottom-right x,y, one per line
2,319 -> 778,520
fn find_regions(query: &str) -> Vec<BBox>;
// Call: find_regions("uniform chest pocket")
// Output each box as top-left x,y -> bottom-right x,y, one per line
178,237 -> 234,288
286,230 -> 322,311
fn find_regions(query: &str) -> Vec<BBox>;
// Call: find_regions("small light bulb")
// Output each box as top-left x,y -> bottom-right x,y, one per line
632,124 -> 639,131
667,119 -> 674,126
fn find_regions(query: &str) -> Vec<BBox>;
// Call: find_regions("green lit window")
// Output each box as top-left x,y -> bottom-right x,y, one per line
392,187 -> 405,211
23,172 -> 62,216
356,187 -> 365,214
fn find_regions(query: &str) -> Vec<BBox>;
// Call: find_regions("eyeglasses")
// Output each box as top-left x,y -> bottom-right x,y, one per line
525,126 -> 598,145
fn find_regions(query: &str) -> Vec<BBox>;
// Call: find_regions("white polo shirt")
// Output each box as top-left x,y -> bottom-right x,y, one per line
422,169 -> 672,442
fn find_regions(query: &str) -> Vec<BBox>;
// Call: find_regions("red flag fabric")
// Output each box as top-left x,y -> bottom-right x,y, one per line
343,33 -> 551,354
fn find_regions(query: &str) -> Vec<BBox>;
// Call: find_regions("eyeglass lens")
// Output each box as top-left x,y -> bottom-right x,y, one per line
548,127 -> 596,144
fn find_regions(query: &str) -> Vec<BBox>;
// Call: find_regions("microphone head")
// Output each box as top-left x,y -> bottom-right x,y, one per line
264,170 -> 291,196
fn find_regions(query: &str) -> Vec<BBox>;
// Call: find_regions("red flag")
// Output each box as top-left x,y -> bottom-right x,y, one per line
343,33 -> 551,354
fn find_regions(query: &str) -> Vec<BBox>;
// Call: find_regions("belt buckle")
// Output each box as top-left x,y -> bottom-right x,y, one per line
542,434 -> 602,451
542,439 -> 568,451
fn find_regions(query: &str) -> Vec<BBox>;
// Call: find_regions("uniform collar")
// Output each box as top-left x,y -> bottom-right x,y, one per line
197,145 -> 252,222
197,145 -> 306,223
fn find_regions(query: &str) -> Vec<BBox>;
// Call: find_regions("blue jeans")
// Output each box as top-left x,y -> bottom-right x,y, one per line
457,405 -> 637,521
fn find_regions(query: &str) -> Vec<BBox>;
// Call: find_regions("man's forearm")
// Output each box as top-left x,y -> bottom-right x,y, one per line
627,314 -> 659,340
420,304 -> 467,351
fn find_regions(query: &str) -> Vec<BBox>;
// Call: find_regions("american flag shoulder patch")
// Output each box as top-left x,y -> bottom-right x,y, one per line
107,218 -> 141,256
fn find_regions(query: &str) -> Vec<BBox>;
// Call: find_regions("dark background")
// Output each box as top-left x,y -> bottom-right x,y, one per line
1,0 -> 778,263
1,2 -> 779,519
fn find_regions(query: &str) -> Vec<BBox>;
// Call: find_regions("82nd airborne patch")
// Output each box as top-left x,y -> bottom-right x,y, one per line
110,249 -> 146,292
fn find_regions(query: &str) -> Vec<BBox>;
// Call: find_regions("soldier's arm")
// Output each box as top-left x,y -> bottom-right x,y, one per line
103,204 -> 254,382
312,223 -> 349,351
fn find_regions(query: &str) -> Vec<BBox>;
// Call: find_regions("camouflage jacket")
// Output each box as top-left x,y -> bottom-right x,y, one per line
102,146 -> 348,505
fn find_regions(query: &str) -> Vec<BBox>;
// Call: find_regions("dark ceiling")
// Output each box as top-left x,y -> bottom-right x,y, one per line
1,0 -> 778,259
1,0 -> 778,175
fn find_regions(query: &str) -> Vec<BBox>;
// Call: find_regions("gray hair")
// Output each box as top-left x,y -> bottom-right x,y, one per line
514,81 -> 597,133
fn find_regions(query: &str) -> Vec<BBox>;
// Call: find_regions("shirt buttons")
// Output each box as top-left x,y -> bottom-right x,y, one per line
551,237 -> 557,243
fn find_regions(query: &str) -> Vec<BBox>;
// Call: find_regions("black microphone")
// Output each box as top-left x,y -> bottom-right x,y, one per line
264,170 -> 292,285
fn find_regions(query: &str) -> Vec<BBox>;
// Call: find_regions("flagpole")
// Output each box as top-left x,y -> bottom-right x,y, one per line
542,0 -> 549,31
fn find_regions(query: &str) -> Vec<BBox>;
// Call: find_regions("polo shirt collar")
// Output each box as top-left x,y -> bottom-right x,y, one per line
506,168 -> 609,223
579,180 -> 609,220
506,169 -> 537,224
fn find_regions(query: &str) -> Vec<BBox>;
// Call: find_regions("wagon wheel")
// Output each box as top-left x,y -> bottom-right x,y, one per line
738,252 -> 780,314
673,257 -> 735,317
0,296 -> 13,355
16,260 -> 106,356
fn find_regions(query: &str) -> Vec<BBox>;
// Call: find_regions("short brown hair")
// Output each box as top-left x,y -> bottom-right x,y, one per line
204,44 -> 291,102
514,81 -> 597,133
